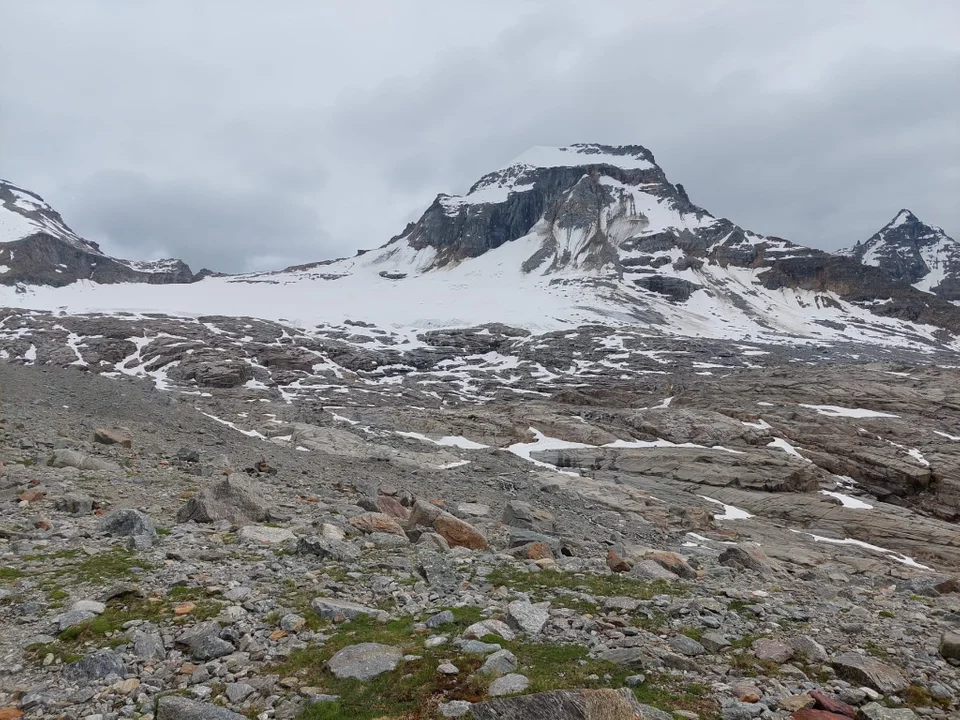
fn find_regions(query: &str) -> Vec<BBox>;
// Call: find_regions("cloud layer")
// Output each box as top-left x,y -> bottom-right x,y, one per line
1,1 -> 957,272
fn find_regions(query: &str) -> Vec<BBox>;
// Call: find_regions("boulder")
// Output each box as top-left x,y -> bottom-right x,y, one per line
469,688 -> 652,719
506,600 -> 550,635
156,695 -> 247,720
643,551 -> 697,579
176,475 -> 272,524
831,652 -> 909,694
296,536 -> 361,562
433,511 -> 488,550
348,512 -> 407,537
310,598 -> 388,622
855,704 -> 918,720
719,544 -> 776,573
93,428 -> 132,448
63,649 -> 125,682
55,493 -> 94,515
237,525 -> 295,544
326,643 -> 402,681
50,449 -> 121,474
939,630 -> 960,661
752,638 -> 794,663
488,674 -> 530,697
502,501 -> 555,532
629,559 -> 680,581
98,509 -> 156,546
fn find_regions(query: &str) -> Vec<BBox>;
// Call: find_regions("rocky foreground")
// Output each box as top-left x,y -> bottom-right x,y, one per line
1,338 -> 959,719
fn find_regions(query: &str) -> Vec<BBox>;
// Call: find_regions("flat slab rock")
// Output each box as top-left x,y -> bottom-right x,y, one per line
326,642 -> 403,681
469,687 -> 656,719
830,652 -> 909,694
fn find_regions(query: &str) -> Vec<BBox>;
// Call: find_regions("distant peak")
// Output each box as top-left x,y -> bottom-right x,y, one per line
507,144 -> 657,171
888,209 -> 919,228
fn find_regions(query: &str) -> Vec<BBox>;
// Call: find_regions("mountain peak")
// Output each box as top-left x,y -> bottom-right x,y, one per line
0,178 -> 200,287
507,143 -> 658,171
845,208 -> 958,300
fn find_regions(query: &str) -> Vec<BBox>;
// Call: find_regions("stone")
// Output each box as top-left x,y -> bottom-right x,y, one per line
348,511 -> 407,536
93,428 -> 132,448
377,495 -> 410,519
225,682 -> 256,703
604,596 -> 641,612
71,599 -> 106,614
418,550 -> 458,592
296,536 -> 361,562
752,638 -> 794,663
506,599 -> 549,635
468,688 -> 649,719
190,635 -> 236,661
98,508 -> 156,542
831,652 -> 909,694
55,492 -> 94,515
311,597 -> 388,622
788,712 -> 851,720
176,475 -> 272,524
809,691 -> 856,718
721,702 -> 765,720
643,551 -> 697,579
50,449 -> 121,473
459,640 -> 502,654
606,550 -> 633,572
457,502 -> 490,517
280,613 -> 307,632
854,704 -> 917,720
326,643 -> 402,681
488,674 -> 530,697
701,631 -> 731,653
58,609 -> 96,631
440,700 -> 472,717
0,711 -> 23,720
596,646 -> 646,668
939,630 -> 960,661
63,649 -> 125,682
113,678 -> 140,694
718,544 -> 775,573
408,498 -> 443,527
478,649 -> 518,676
502,501 -> 555,532
778,694 -> 815,712
669,634 -> 706,657
790,635 -> 829,663
463,619 -> 515,641
437,662 -> 460,675
731,682 -> 762,703
238,525 -> 295,544
426,610 -> 455,628
510,541 -> 554,561
131,630 -> 166,661
628,558 -> 680,581
155,695 -> 247,720
433,511 -> 488,550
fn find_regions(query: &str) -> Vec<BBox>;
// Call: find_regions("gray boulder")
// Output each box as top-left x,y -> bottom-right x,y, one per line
326,642 -> 402,681
469,688 -> 651,719
311,597 -> 388,622
831,652 -> 909,694
63,649 -> 125,682
176,475 -> 272,524
156,695 -> 247,720
50,449 -> 121,473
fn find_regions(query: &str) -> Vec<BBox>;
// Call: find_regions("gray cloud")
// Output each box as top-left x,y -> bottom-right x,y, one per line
1,0 -> 957,272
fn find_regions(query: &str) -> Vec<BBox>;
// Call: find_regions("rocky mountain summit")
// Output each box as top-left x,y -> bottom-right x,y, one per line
0,180 -> 200,287
842,210 -> 960,302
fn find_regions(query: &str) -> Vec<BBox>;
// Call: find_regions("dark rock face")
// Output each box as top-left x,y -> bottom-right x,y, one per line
844,209 -> 960,301
0,179 -> 200,286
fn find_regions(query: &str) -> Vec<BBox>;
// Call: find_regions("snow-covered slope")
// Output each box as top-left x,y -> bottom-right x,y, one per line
3,147 -> 960,351
842,209 -> 960,302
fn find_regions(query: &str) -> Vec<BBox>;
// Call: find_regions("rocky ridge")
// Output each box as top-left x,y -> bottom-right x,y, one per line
843,210 -> 960,302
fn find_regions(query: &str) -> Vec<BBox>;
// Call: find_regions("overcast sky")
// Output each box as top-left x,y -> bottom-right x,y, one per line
1,1 -> 958,273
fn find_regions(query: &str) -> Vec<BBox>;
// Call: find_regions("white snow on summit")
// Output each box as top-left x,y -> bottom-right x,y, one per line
510,145 -> 655,170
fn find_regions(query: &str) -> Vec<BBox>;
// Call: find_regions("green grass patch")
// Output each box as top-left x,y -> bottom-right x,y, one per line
273,606 -> 718,720
0,567 -> 23,582
73,549 -> 152,583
